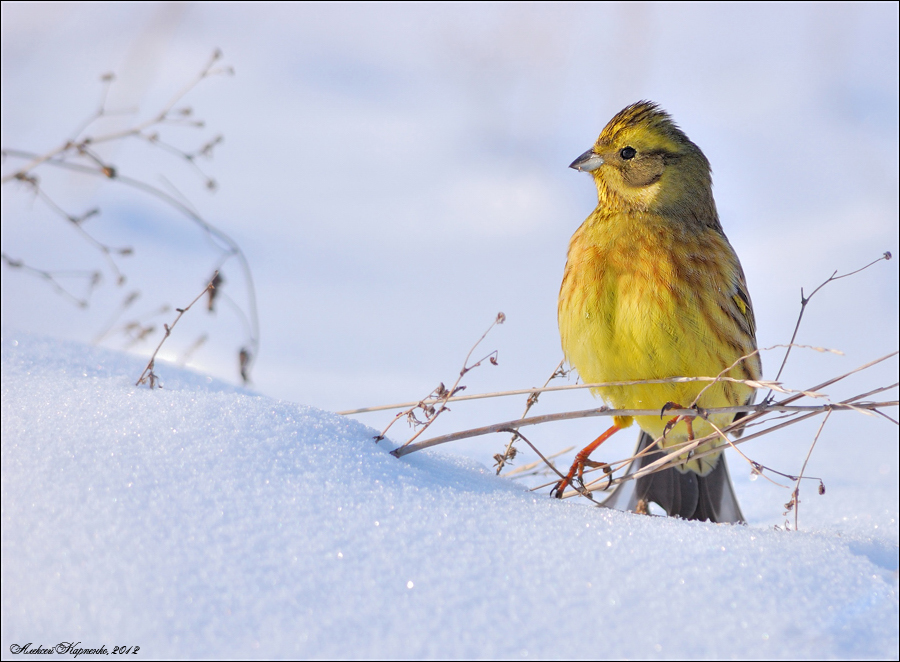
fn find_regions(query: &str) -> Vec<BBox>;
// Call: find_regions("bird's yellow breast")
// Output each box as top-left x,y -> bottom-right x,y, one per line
558,210 -> 756,471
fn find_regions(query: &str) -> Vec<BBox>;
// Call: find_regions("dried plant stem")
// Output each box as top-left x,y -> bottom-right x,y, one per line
22,183 -> 128,283
135,273 -> 218,388
2,51 -> 258,383
494,358 -> 566,474
769,252 -> 891,393
392,350 -> 896,465
502,446 -> 575,478
392,399 -> 894,460
498,431 -> 569,484
573,366 -> 899,494
379,313 -> 504,451
572,382 -> 896,499
5,145 -> 259,377
0,253 -> 99,308
339,345 -> 834,416
791,410 -> 831,530
2,51 -> 230,185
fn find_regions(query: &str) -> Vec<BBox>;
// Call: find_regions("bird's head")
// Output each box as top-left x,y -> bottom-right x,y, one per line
571,101 -> 717,223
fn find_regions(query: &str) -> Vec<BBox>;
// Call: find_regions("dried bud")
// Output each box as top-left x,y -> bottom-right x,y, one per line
239,347 -> 251,383
208,272 -> 224,311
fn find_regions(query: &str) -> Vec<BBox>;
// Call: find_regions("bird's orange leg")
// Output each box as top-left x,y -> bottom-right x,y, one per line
551,423 -> 621,498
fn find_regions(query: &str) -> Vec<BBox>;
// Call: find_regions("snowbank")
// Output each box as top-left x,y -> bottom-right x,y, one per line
1,332 -> 897,659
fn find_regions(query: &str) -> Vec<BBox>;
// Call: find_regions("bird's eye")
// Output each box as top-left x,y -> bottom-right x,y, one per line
620,147 -> 637,160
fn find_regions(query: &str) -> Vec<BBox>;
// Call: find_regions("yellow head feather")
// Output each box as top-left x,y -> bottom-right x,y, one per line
571,101 -> 719,229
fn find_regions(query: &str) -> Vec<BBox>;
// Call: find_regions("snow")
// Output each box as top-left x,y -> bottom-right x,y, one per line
2,331 -> 897,659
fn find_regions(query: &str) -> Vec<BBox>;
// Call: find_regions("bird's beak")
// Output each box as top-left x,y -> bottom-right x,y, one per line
569,148 -> 604,172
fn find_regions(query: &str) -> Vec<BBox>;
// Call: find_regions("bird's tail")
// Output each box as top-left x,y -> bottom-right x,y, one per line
599,431 -> 745,523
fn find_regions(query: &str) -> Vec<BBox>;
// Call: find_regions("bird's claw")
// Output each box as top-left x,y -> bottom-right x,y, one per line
552,480 -> 574,499
660,401 -> 681,418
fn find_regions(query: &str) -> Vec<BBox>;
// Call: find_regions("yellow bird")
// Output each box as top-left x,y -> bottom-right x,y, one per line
555,101 -> 760,523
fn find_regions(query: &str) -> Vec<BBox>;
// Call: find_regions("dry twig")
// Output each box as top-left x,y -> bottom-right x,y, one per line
379,313 -> 505,453
135,273 -> 219,388
767,252 -> 891,397
339,344 -> 837,416
2,50 -> 259,383
494,359 -> 568,473
0,253 -> 100,308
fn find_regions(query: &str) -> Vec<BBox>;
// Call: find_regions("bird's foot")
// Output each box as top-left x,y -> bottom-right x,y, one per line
551,424 -> 620,498
660,401 -> 697,440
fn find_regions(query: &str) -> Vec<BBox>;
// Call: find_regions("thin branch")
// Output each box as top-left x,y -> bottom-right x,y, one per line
495,358 -> 567,474
502,446 -> 575,478
340,343 -> 839,415
4,147 -> 260,379
379,313 -> 505,448
394,352 -> 898,491
2,51 -> 255,383
574,381 -> 896,499
1,253 -> 100,308
498,430 -> 569,484
12,174 -> 130,285
135,273 -> 218,388
392,350 -> 897,457
391,400 -> 896,459
790,410 -> 831,531
1,50 -> 232,186
770,252 -> 891,391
